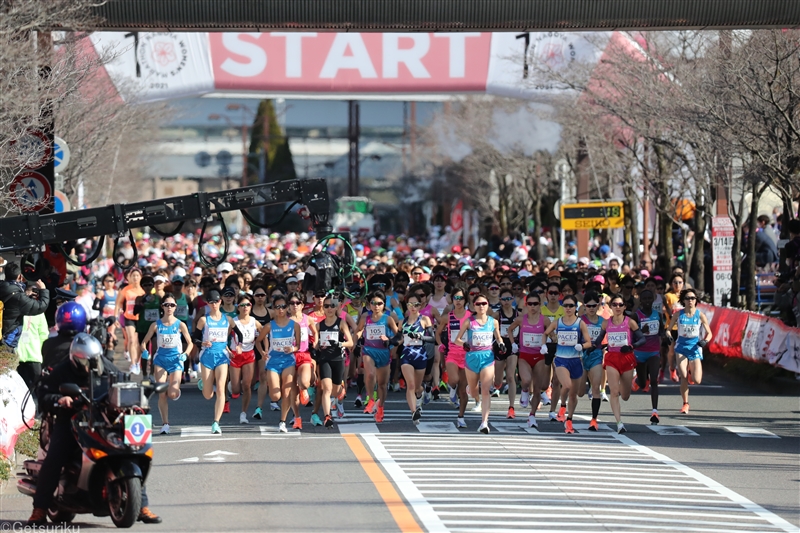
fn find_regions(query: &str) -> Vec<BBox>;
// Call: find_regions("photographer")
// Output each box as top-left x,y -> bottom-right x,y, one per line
0,262 -> 50,348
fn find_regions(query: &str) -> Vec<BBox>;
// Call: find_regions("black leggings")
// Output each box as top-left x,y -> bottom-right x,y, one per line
318,359 -> 346,383
635,356 -> 660,410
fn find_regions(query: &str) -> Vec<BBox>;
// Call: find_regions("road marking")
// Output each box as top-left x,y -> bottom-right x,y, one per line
204,456 -> 226,462
724,427 -> 780,438
362,433 -> 799,533
180,426 -> 222,437
339,423 -> 381,434
204,450 -> 238,456
343,434 -> 425,533
259,426 -> 301,436
178,457 -> 199,462
488,421 -> 538,433
647,425 -> 700,436
417,422 -> 459,433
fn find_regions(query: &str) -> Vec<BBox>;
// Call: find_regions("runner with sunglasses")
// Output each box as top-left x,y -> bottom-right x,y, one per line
667,288 -> 711,415
594,294 -> 646,434
316,296 -> 354,428
288,291 -> 317,429
542,282 -> 565,420
634,289 -> 665,424
664,274 -> 685,382
486,282 -> 502,313
396,293 -> 435,424
493,288 -> 519,419
541,295 -> 593,434
455,294 -> 506,434
507,293 -> 550,428
579,291 -> 606,431
356,291 -> 399,423
255,294 -> 301,432
250,285 -> 271,393
435,286 -> 471,428
193,290 -> 234,434
138,293 -> 192,435
230,294 -> 261,425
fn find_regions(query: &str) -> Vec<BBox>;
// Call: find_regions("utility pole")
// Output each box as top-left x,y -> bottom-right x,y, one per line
348,100 -> 360,196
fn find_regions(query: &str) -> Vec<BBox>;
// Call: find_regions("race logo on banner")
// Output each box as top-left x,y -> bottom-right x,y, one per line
775,331 -> 800,374
741,313 -> 769,363
757,319 -> 790,367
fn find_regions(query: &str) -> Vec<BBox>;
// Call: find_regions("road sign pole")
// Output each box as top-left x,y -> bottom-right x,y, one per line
575,139 -> 590,258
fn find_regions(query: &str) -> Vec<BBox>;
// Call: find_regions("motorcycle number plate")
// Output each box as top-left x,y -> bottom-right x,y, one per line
124,414 -> 152,446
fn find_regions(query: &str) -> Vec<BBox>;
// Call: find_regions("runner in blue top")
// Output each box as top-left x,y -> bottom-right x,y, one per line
356,291 -> 399,423
396,293 -> 435,425
667,288 -> 712,415
139,293 -> 192,435
578,291 -> 606,431
255,293 -> 301,433
193,290 -> 235,435
455,294 -> 506,434
634,289 -> 667,425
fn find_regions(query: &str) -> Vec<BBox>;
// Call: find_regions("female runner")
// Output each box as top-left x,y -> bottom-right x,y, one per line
397,293 -> 435,424
541,295 -> 593,434
139,293 -> 192,435
357,291 -> 399,423
435,286 -> 470,428
194,290 -> 234,434
634,289 -> 665,424
455,294 -> 506,434
114,268 -> 145,375
255,294 -> 301,432
316,296 -> 354,428
429,273 -> 450,321
579,291 -> 606,431
507,292 -> 550,428
230,294 -> 261,425
288,291 -> 317,429
667,288 -> 711,415
493,288 -> 519,418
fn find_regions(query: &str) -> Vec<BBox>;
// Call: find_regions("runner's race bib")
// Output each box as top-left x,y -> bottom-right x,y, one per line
607,331 -> 628,348
300,327 -> 309,343
103,304 -> 116,318
320,330 -> 338,347
557,330 -> 578,346
449,329 -> 460,343
126,299 -> 135,316
144,309 -> 160,322
471,331 -> 493,348
587,325 -> 603,341
159,333 -> 180,349
404,334 -> 423,346
207,327 -> 227,343
175,305 -> 189,320
366,325 -> 384,340
641,320 -> 659,336
678,323 -> 699,338
271,337 -> 293,352
522,332 -> 542,348
500,324 -> 509,337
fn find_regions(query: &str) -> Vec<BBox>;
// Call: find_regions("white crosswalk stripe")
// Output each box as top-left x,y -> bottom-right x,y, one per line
360,433 -> 799,533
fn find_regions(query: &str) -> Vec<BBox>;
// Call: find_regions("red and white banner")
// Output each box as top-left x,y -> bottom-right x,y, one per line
706,306 -> 747,358
89,31 -> 609,102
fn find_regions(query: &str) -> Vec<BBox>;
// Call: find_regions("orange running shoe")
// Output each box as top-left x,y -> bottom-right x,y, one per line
338,386 -> 346,402
398,378 -> 406,390
375,405 -> 385,423
564,419 -> 575,434
631,380 -> 640,392
507,406 -> 515,419
556,405 -> 566,422
363,398 -> 376,414
680,402 -> 690,414
643,381 -> 651,393
300,389 -> 310,406
670,369 -> 679,382
292,417 -> 303,430
588,418 -> 599,431
546,386 -> 553,397
650,410 -> 660,425
223,401 -> 230,413
688,372 -> 696,385
442,371 -> 449,384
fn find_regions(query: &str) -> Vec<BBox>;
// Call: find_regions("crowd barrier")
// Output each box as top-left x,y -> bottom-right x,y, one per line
0,370 -> 36,460
699,303 -> 800,374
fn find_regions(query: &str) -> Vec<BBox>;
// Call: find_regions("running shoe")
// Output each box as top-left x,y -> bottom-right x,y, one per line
541,391 -> 551,406
670,369 -> 679,382
189,369 -> 198,380
197,378 -> 204,391
227,381 -> 233,396
688,372 -> 696,385
432,387 -> 440,401
308,386 -> 316,404
292,417 -> 302,430
223,401 -> 230,414
211,422 -> 221,434
182,373 -> 189,384
588,418 -> 599,431
270,402 -> 280,411
650,410 -> 660,425
392,382 -> 400,392
471,401 -> 482,412
373,390 -> 378,401
130,363 -> 141,375
507,407 -> 515,419
658,368 -> 665,383
338,386 -> 346,402
124,351 -> 131,362
354,395 -> 363,408
631,380 -> 640,392
423,389 -> 432,405
617,422 -> 626,434
278,421 -> 287,433
311,413 -> 323,426
240,412 -> 248,424
398,378 -> 406,390
336,400 -> 345,419
416,394 -> 423,409
643,381 -> 651,393
680,402 -> 690,414
412,407 -> 422,425
439,380 -> 448,390
490,387 -> 500,398
364,398 -> 376,414
548,411 -> 558,422
520,391 -> 530,408
375,405 -> 385,423
456,417 -> 467,428
449,387 -> 458,406
527,415 -> 538,428
556,405 -> 566,422
478,421 -> 490,434
231,393 -> 241,400
324,415 -> 334,428
601,391 -> 609,402
501,383 -> 510,394
300,389 -> 310,406
564,419 -> 575,434
160,423 -> 170,435
587,388 -> 593,400
253,407 -> 263,419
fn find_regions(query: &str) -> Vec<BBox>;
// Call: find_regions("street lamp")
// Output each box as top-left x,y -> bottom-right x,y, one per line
209,104 -> 254,187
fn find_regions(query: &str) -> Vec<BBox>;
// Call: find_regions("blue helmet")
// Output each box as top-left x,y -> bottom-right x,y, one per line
56,302 -> 87,334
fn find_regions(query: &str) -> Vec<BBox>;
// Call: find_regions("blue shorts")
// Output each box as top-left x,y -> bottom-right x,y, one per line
363,347 -> 390,369
581,350 -> 604,371
154,351 -> 183,374
200,349 -> 229,370
634,350 -> 660,364
466,350 -> 495,373
401,353 -> 427,371
266,354 -> 296,374
676,347 -> 703,362
555,357 -> 584,380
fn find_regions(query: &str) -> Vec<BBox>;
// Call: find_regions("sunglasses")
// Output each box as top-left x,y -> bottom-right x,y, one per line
453,295 -> 465,301
611,303 -> 625,308
548,291 -> 560,296
415,293 -> 425,299
469,292 -> 481,297
223,294 -> 235,298
208,300 -> 221,304
162,303 -> 176,308
370,301 -> 385,306
220,270 -> 231,274
489,286 -> 500,291
103,279 -> 114,283
289,301 -> 303,306
684,296 -> 697,301
563,304 -> 576,308
473,302 -> 489,307
412,272 -> 423,276
408,302 -> 423,308
501,297 -> 514,301
373,283 -> 386,287
526,301 -> 540,306
254,293 -> 267,297
238,302 -> 252,307
323,303 -> 337,309
274,304 -> 288,310
584,303 -> 598,308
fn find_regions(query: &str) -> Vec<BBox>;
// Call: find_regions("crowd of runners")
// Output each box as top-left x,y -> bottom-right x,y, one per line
62,231 -> 711,435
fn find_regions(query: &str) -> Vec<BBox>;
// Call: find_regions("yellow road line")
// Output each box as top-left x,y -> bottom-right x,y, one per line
343,433 -> 424,533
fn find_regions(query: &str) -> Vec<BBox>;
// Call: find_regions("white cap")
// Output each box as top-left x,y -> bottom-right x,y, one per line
286,276 -> 299,284
192,267 -> 203,275
153,275 -> 169,284
217,262 -> 234,273
173,266 -> 187,278
296,272 -> 305,281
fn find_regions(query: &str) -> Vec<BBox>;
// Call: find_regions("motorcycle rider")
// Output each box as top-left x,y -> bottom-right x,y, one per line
28,333 -> 161,525
41,301 -> 87,371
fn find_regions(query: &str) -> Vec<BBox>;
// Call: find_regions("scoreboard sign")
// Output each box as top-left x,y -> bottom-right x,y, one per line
559,202 -> 625,230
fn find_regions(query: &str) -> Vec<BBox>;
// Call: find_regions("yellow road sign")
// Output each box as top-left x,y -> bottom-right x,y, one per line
560,202 -> 625,230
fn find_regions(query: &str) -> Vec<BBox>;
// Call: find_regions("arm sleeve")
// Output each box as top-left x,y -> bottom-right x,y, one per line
632,328 -> 646,348
422,326 -> 436,344
231,326 -> 243,344
191,328 -> 204,346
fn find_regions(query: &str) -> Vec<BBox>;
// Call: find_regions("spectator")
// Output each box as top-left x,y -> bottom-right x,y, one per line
15,286 -> 50,393
0,263 -> 50,348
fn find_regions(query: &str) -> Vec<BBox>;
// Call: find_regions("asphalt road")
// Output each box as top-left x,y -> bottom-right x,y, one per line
1,364 -> 798,532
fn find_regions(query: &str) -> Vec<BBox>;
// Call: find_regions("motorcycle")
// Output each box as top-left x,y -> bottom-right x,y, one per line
17,367 -> 167,528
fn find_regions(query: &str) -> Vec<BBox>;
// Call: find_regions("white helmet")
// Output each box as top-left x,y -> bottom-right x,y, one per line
69,333 -> 103,375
